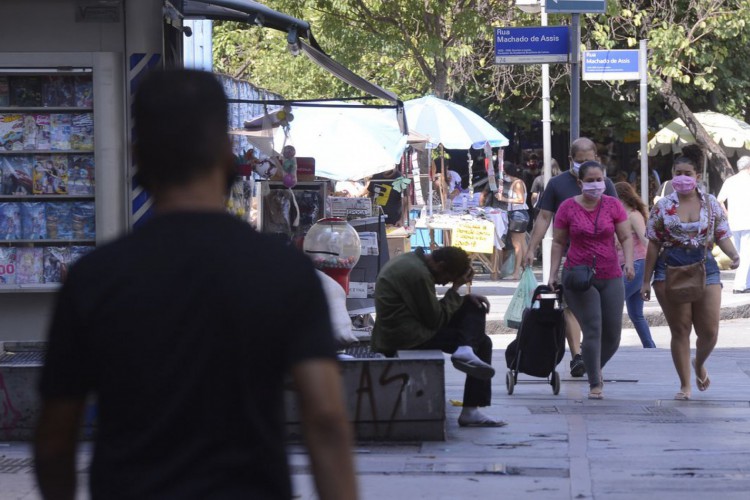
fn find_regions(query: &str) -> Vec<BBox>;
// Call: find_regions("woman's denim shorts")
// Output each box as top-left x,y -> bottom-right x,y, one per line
653,246 -> 721,286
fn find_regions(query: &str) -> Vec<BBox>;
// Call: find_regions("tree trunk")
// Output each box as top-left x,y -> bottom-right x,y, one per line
657,80 -> 735,182
433,58 -> 449,99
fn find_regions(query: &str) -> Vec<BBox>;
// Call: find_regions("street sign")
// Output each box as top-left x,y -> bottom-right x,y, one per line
582,49 -> 640,80
545,0 -> 607,13
494,26 -> 569,64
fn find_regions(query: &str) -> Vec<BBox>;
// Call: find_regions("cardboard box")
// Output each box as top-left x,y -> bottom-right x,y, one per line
386,235 -> 411,258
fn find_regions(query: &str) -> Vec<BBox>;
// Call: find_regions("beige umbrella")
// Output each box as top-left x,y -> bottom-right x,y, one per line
648,111 -> 750,157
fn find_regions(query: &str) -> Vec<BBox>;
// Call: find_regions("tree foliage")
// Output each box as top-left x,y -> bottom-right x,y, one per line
587,0 -> 750,178
214,1 -> 750,179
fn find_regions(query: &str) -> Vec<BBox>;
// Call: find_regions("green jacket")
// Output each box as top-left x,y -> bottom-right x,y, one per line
371,251 -> 464,353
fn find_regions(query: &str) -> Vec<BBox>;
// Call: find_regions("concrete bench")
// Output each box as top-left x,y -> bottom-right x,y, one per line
284,348 -> 446,441
1,342 -> 446,443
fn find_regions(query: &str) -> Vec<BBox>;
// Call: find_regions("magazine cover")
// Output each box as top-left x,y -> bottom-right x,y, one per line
50,113 -> 71,150
43,246 -> 69,283
46,202 -> 73,240
42,76 -> 75,107
0,114 -> 24,151
70,113 -> 94,151
0,202 -> 21,240
0,247 -> 16,285
33,157 -> 50,194
34,156 -> 65,195
34,114 -> 51,150
51,155 -> 68,194
68,155 -> 95,195
0,76 -> 9,107
1,156 -> 33,195
69,245 -> 94,267
72,201 -> 95,239
74,76 -> 93,108
22,114 -> 37,150
16,247 -> 43,284
9,76 -> 42,107
20,202 -> 47,239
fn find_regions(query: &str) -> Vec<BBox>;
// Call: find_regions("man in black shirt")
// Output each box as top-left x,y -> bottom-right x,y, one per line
34,70 -> 357,500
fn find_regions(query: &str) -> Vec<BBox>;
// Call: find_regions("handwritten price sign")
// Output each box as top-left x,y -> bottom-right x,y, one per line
452,220 -> 495,254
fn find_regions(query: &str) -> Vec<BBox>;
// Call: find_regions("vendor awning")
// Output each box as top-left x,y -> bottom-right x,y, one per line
178,0 -> 400,109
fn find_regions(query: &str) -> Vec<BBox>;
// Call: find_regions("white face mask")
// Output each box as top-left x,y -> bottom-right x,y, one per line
571,161 -> 583,175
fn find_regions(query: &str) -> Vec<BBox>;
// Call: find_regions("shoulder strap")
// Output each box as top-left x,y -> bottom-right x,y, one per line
704,195 -> 713,260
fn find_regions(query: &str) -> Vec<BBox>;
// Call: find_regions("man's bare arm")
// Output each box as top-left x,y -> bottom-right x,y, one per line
292,359 -> 358,500
34,398 -> 86,500
523,209 -> 553,267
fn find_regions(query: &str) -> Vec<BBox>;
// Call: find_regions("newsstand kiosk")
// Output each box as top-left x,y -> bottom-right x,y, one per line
0,0 -> 324,439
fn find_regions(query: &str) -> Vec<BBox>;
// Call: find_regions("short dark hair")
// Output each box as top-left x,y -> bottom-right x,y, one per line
133,69 -> 229,192
578,160 -> 604,180
570,137 -> 597,158
431,246 -> 470,278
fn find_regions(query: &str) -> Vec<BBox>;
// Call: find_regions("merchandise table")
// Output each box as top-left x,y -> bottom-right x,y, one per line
414,209 -> 507,279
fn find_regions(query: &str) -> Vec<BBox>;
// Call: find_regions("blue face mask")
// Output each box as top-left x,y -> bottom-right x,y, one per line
571,161 -> 583,175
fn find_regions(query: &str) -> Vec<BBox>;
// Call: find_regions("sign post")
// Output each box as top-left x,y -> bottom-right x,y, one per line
581,44 -> 649,204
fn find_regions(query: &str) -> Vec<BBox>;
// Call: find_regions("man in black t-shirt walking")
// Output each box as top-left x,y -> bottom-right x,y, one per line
34,70 -> 357,500
522,138 -> 618,378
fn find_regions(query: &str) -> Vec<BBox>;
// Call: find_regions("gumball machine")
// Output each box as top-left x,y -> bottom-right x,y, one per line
303,218 -> 361,293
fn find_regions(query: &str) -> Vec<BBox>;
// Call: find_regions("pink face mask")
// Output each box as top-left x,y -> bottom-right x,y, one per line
581,180 -> 606,199
672,175 -> 697,194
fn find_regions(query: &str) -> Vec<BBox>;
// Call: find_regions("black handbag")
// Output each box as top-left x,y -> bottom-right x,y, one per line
508,210 -> 530,233
561,200 -> 602,292
562,257 -> 597,291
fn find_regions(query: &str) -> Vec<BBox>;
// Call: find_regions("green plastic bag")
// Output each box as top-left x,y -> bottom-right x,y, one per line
499,251 -> 515,278
504,267 -> 538,329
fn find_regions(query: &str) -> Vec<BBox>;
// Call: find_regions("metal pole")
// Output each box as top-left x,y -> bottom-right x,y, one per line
427,146 -> 433,216
570,13 -> 581,143
639,39 -> 649,205
541,6 -> 553,284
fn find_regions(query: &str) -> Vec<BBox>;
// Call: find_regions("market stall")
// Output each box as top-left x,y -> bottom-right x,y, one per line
414,208 -> 507,279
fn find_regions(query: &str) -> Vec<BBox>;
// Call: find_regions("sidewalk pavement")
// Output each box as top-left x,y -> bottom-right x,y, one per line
459,269 -> 750,335
3,270 -> 750,499
290,320 -> 750,499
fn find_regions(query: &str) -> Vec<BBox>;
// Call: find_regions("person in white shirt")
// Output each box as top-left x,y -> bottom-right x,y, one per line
445,167 -> 463,200
717,155 -> 750,293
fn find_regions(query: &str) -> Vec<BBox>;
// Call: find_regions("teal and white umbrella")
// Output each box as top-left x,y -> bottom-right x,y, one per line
404,95 -> 509,150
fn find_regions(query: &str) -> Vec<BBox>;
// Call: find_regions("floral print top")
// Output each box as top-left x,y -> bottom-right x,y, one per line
646,189 -> 731,247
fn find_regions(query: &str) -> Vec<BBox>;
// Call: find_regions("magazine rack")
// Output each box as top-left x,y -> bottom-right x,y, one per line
0,70 -> 96,289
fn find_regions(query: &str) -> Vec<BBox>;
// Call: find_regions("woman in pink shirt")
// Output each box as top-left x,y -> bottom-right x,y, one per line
615,182 -> 656,348
549,161 -> 634,399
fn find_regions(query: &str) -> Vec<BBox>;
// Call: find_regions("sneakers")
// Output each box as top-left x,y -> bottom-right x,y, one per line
570,353 -> 586,377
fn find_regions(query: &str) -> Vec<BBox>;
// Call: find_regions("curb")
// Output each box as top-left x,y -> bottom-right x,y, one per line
486,302 -> 750,336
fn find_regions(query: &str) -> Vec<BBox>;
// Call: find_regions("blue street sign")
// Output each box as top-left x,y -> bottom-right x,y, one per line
494,26 -> 569,64
545,0 -> 607,13
582,49 -> 640,80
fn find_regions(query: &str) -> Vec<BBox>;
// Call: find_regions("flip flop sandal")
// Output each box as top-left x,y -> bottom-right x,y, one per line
674,392 -> 691,401
458,417 -> 509,428
692,359 -> 711,391
451,357 -> 495,380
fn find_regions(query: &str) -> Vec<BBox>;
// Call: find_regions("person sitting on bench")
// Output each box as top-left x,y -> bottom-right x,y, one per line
371,246 -> 507,428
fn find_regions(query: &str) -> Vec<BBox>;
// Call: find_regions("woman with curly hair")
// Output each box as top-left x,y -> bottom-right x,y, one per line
615,182 -> 656,348
642,148 -> 740,400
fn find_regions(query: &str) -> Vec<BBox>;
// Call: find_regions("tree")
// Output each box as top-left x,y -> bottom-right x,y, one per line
589,0 -> 750,180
